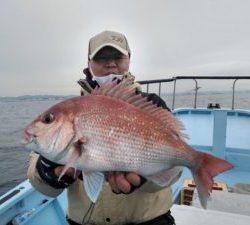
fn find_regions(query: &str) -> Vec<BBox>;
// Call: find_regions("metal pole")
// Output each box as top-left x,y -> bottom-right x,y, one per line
232,79 -> 238,110
172,79 -> 177,110
194,79 -> 198,108
158,82 -> 161,97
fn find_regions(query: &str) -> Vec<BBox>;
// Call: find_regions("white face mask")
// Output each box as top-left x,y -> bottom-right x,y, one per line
92,74 -> 124,85
89,65 -> 126,85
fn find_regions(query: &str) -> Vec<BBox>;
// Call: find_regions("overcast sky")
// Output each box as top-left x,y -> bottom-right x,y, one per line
1,0 -> 250,96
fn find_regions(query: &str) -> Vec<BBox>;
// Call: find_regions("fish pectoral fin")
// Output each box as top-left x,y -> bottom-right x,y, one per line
82,171 -> 105,203
145,166 -> 183,187
58,145 -> 81,181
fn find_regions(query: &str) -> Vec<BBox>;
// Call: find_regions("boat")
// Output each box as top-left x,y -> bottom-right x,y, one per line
0,76 -> 250,225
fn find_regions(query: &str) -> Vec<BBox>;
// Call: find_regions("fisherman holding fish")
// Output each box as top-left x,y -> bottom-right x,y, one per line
26,31 -> 233,225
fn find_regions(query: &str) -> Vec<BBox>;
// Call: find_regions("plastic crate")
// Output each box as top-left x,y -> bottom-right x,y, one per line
180,178 -> 228,205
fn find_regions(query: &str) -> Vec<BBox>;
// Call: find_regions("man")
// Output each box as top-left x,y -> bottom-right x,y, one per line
28,30 -> 181,225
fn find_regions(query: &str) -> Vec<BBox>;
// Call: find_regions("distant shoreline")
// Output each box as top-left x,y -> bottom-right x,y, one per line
1,89 -> 250,100
0,95 -> 77,102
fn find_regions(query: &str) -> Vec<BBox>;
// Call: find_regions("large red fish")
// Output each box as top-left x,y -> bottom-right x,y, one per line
23,81 -> 233,207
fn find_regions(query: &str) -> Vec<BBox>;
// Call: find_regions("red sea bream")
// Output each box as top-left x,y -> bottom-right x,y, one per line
23,81 -> 233,207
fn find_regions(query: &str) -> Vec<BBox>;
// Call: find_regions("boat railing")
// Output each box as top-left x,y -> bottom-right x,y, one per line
137,76 -> 250,110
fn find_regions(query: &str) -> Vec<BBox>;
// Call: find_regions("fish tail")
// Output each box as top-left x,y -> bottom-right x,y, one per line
192,152 -> 233,208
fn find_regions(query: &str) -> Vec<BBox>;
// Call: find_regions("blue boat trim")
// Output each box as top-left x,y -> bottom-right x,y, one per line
238,112 -> 250,117
0,190 -> 20,205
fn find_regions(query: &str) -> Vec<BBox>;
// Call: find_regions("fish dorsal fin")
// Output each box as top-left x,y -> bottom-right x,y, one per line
91,80 -> 187,140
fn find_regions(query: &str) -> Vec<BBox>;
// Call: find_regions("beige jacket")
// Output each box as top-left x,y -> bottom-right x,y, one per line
27,73 -> 181,225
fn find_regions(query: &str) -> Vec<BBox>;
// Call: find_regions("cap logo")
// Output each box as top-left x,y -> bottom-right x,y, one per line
111,35 -> 124,43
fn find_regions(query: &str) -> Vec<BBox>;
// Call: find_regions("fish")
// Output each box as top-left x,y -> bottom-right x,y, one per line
23,80 -> 233,208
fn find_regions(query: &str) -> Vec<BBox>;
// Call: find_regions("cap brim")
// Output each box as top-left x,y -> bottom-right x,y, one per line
89,43 -> 129,60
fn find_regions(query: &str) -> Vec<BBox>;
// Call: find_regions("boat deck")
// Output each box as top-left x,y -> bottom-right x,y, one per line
171,204 -> 250,225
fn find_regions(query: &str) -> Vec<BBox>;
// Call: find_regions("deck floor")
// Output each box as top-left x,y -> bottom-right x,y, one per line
171,205 -> 250,225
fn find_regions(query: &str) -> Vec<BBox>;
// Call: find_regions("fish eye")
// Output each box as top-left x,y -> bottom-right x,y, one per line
41,112 -> 55,124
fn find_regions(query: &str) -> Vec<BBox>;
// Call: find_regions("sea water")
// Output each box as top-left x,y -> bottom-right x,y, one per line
0,96 -> 66,195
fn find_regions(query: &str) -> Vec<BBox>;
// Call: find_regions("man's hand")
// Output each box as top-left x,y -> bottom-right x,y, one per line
107,172 -> 145,194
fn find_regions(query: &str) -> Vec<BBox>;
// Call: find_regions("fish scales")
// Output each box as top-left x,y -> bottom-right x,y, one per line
75,97 -> 177,172
76,122 -> 169,173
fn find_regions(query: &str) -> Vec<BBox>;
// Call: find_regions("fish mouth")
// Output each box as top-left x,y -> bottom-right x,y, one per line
21,130 -> 37,145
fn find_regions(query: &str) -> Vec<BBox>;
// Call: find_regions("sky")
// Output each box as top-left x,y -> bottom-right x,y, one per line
1,0 -> 250,96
